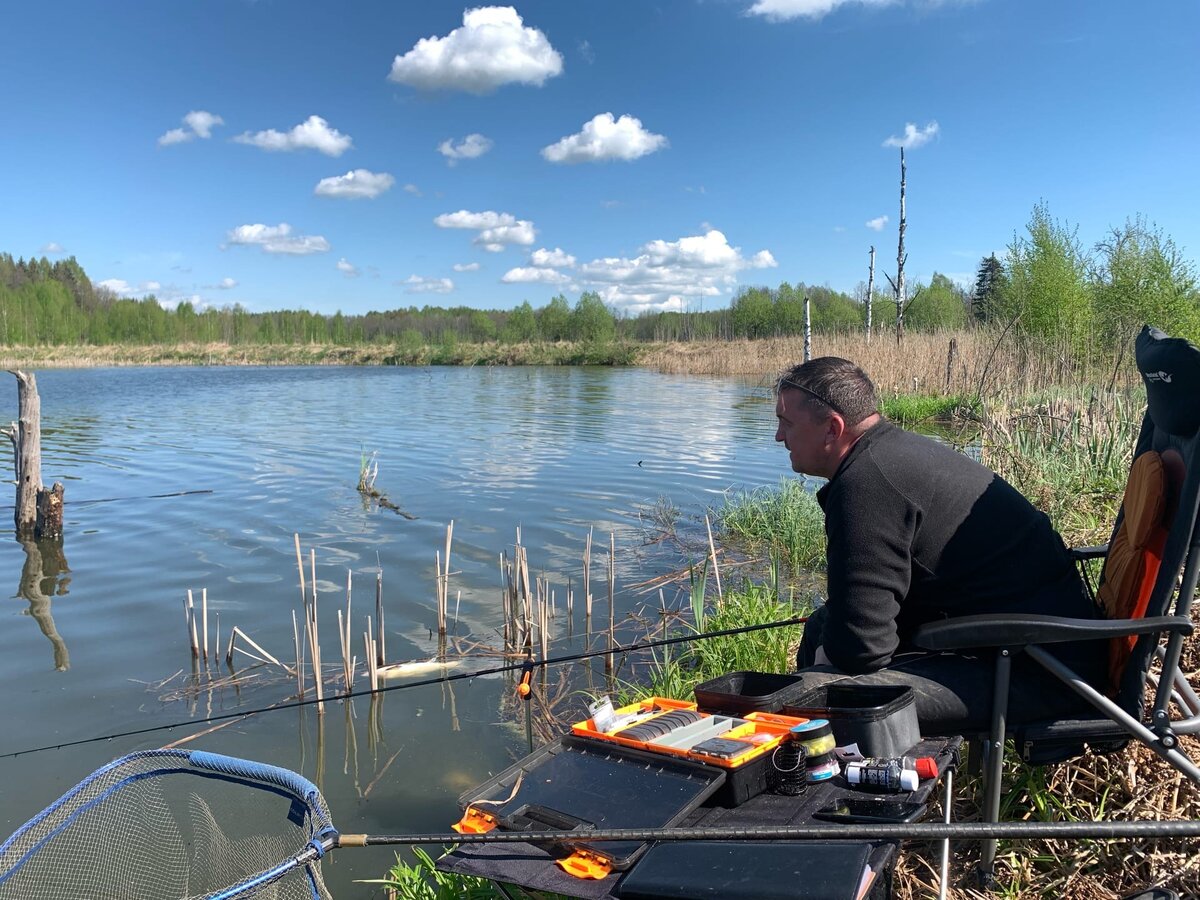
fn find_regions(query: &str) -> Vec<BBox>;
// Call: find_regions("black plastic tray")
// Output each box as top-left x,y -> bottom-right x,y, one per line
782,683 -> 920,758
458,735 -> 726,871
693,670 -> 808,716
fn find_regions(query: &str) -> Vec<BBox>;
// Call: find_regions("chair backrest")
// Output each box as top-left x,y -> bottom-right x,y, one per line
1096,446 -> 1186,695
1103,326 -> 1200,714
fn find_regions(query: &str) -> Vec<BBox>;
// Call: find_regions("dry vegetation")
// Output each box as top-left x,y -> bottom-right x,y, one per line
638,330 -> 1143,397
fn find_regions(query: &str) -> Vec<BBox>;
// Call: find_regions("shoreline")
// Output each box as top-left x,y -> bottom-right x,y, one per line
0,331 -> 992,381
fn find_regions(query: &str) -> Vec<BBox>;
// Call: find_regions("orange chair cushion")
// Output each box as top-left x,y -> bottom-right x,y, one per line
1095,450 -> 1181,696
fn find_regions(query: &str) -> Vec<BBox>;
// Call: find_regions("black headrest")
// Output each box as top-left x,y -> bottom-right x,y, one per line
1136,325 -> 1200,437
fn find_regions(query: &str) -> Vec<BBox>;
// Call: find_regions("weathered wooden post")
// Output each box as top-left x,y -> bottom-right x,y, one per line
3,371 -> 64,539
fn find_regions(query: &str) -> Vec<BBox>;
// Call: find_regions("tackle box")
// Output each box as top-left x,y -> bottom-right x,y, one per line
782,683 -> 920,758
454,735 -> 726,877
693,670 -> 808,716
571,697 -> 809,807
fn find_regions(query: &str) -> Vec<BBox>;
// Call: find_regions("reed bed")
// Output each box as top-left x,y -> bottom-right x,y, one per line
638,328 -> 1143,398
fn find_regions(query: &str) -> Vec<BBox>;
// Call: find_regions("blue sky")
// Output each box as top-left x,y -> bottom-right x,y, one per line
2,0 -> 1197,317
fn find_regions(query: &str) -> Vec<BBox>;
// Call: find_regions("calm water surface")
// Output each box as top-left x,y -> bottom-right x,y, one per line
0,365 -> 793,894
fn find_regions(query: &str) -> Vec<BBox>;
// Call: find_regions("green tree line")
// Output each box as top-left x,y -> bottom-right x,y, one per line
2,206 -> 1195,351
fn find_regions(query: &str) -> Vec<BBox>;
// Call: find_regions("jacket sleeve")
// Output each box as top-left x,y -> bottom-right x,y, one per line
820,465 -> 919,673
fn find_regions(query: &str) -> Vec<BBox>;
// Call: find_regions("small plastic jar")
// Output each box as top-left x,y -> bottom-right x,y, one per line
789,719 -> 836,757
805,749 -> 840,782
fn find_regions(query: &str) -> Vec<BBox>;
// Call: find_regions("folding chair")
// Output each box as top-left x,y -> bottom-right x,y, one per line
912,325 -> 1200,884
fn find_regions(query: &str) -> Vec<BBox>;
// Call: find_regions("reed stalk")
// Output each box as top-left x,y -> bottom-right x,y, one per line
606,532 -> 615,675
294,533 -> 306,606
201,588 -> 209,663
308,548 -> 324,714
228,626 -> 286,669
292,609 -> 304,698
704,514 -> 723,606
187,590 -> 199,659
583,528 -> 593,618
435,550 -> 445,636
374,568 -> 385,665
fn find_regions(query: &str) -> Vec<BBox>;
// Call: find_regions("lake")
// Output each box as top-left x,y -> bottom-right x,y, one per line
0,365 -> 795,895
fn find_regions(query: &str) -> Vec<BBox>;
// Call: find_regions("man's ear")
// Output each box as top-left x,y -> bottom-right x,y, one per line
825,413 -> 847,444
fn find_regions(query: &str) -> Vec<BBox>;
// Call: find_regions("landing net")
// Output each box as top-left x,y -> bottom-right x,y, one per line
0,749 -> 335,900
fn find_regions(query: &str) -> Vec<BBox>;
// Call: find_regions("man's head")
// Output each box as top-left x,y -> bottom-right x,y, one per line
774,356 -> 880,478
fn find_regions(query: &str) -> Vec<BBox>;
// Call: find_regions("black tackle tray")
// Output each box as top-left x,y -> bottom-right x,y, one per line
457,735 -> 727,871
782,683 -> 921,758
693,670 -> 808,716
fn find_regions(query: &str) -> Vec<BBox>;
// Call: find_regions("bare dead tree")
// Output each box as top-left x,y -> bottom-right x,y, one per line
803,295 -> 812,362
865,246 -> 875,343
883,147 -> 908,345
1,371 -> 64,538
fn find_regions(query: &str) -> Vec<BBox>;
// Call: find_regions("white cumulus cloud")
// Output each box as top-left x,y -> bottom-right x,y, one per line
542,113 -> 668,164
434,209 -> 536,251
501,267 -> 573,285
747,0 -> 897,21
403,183 -> 422,196
389,6 -> 563,94
158,110 -> 224,146
337,258 -> 360,278
453,262 -> 481,272
225,223 -> 331,255
883,121 -> 940,149
530,247 -> 576,268
315,169 -> 395,199
866,215 -> 889,231
218,277 -> 238,289
234,115 -> 352,157
184,111 -> 223,138
438,133 -> 494,165
574,229 -> 777,314
403,275 -> 454,294
41,242 -> 65,254
97,278 -> 133,295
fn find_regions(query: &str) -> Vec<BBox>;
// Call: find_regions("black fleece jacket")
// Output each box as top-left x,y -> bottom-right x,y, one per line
815,420 -> 1096,673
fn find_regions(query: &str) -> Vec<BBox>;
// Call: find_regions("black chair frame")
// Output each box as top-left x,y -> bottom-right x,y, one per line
913,325 -> 1200,884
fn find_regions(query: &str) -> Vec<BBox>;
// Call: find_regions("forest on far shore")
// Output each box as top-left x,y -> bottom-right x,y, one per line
4,204 -> 1197,358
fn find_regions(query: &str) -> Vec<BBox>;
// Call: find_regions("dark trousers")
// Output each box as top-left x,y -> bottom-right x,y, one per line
795,606 -> 1109,734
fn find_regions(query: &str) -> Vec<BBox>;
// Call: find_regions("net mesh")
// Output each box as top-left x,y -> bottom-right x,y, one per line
0,750 -> 334,900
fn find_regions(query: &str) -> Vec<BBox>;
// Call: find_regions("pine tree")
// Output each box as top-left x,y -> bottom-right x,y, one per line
972,254 -> 1006,323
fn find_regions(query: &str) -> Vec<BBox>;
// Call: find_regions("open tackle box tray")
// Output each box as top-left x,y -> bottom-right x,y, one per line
571,697 -> 810,807
454,734 -> 728,877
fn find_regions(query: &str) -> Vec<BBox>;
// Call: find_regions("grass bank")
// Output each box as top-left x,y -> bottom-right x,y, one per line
0,339 -> 640,369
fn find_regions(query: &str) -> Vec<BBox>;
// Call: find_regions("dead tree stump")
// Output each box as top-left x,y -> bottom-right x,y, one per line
3,370 -> 64,539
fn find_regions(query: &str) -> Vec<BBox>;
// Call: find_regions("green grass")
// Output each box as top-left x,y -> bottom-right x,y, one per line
641,582 -> 811,701
880,392 -> 978,425
980,389 -> 1140,546
718,478 -> 826,574
372,847 -> 573,899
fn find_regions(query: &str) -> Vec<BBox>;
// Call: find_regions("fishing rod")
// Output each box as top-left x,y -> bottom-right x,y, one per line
334,818 -> 1200,846
0,614 -> 807,759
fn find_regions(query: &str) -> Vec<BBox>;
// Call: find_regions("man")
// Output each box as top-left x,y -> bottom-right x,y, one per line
776,356 -> 1107,731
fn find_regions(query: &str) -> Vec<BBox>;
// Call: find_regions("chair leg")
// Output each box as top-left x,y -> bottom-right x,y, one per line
976,649 -> 1012,888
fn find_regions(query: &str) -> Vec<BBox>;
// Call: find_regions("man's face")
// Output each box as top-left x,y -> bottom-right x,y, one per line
775,389 -> 832,477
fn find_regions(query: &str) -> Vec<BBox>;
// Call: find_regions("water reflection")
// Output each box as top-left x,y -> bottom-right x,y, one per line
16,537 -> 71,671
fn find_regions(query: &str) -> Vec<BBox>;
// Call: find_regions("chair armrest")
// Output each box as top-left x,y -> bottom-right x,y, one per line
1068,545 -> 1108,561
912,613 -> 1193,651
